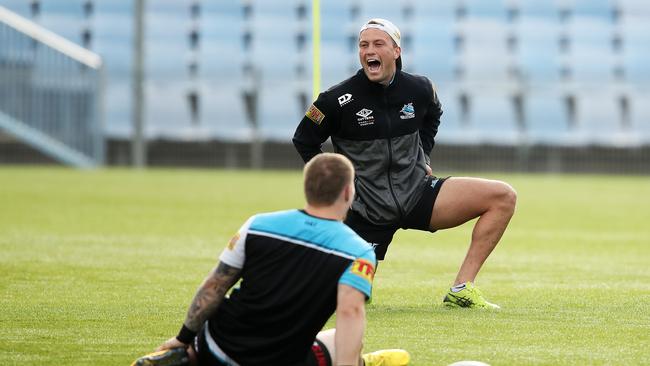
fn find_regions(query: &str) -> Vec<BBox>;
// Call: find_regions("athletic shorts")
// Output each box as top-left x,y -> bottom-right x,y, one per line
344,175 -> 448,260
193,323 -> 332,366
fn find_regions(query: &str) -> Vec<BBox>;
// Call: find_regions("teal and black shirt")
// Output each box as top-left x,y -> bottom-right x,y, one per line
211,209 -> 376,365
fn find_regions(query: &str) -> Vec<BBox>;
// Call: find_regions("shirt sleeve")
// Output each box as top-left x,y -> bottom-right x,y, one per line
420,79 -> 442,165
218,216 -> 255,269
338,248 -> 377,300
292,91 -> 338,163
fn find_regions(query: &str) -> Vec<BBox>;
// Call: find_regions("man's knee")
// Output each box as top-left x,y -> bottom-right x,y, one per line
493,181 -> 517,214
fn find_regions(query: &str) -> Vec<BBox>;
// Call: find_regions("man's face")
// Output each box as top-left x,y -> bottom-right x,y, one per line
358,28 -> 401,85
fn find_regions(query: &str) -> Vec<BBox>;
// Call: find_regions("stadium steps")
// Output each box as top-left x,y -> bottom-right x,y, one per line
0,6 -> 103,168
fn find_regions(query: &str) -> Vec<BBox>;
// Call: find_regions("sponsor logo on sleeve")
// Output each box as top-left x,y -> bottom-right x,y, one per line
350,258 -> 375,282
399,102 -> 415,119
338,93 -> 353,106
305,104 -> 325,125
227,233 -> 240,250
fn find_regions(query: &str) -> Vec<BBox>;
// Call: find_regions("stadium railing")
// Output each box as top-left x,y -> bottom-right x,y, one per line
0,5 -> 104,167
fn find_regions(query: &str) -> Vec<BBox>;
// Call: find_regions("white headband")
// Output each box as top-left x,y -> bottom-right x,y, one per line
359,18 -> 401,47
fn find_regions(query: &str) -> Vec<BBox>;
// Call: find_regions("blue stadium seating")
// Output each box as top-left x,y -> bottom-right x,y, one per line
199,84 -> 250,141
258,85 -> 306,140
467,92 -> 521,145
568,16 -> 612,82
1,0 -> 647,146
524,93 -> 572,145
0,0 -> 31,17
411,17 -> 455,81
630,93 -> 650,144
517,19 -> 560,85
435,89 -> 469,144
465,0 -> 507,20
573,91 -> 625,145
620,18 -> 650,85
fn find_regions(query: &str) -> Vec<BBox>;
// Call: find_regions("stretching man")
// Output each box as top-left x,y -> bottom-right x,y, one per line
132,153 -> 409,365
293,19 -> 517,309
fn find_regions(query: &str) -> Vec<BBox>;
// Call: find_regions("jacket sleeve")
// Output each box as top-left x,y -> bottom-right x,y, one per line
292,91 -> 337,163
419,79 -> 442,165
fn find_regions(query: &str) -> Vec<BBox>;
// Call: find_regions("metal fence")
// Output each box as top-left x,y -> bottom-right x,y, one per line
0,6 -> 103,167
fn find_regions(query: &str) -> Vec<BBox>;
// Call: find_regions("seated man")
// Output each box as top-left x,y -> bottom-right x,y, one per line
132,153 -> 410,366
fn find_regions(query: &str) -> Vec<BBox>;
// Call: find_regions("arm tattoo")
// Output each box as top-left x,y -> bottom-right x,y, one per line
184,261 -> 241,331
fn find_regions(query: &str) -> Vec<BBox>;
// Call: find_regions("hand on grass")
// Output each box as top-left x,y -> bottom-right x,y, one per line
156,337 -> 188,352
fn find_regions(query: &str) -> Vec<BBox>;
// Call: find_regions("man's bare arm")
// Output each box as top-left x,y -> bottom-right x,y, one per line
184,261 -> 242,331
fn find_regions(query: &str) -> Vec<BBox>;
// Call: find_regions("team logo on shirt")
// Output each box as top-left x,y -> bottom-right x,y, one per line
356,108 -> 374,126
338,93 -> 353,106
399,102 -> 415,119
305,104 -> 325,125
227,233 -> 240,250
350,259 -> 375,282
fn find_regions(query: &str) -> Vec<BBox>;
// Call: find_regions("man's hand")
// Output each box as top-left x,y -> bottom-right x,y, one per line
425,164 -> 432,176
156,337 -> 188,352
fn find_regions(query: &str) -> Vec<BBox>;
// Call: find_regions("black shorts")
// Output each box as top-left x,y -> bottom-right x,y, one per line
193,324 -> 332,366
344,175 -> 448,260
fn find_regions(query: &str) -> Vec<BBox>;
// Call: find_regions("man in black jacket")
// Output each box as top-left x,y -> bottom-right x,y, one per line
293,18 -> 517,309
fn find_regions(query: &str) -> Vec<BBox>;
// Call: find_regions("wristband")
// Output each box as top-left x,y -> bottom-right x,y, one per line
176,324 -> 197,345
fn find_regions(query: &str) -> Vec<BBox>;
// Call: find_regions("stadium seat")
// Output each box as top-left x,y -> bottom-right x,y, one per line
202,84 -> 250,141
458,18 -> 510,82
467,92 -> 521,145
568,16 -> 612,82
572,0 -> 613,18
247,3 -> 305,80
573,90 -> 627,146
518,1 -> 558,18
620,17 -> 650,86
435,89 -> 471,145
517,19 -> 560,86
356,0 -> 402,21
320,44 -> 355,90
411,17 -> 455,82
146,11 -> 190,81
320,2 -> 358,87
465,0 -> 507,20
524,92 -> 573,145
0,0 -> 32,18
257,84 -> 306,140
629,93 -> 650,144
145,81 -> 190,138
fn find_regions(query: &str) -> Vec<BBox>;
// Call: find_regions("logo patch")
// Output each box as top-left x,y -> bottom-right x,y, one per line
227,233 -> 240,250
355,108 -> 374,126
350,258 -> 375,282
399,102 -> 415,119
338,93 -> 353,106
305,104 -> 325,125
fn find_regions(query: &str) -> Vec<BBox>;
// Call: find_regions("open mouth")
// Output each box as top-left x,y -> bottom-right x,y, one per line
367,58 -> 381,73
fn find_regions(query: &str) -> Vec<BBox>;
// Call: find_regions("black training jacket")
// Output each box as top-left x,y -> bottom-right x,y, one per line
293,69 -> 442,225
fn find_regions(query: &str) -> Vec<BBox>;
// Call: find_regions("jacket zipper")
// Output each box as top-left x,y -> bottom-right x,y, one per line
383,92 -> 405,220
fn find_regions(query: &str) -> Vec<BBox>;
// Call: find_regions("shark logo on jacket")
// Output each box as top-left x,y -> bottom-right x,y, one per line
399,102 -> 415,119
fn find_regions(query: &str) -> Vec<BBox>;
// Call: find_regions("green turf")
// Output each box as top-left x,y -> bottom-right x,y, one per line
1,167 -> 649,365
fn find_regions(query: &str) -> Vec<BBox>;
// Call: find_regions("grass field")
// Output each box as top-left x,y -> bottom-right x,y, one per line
1,167 -> 649,365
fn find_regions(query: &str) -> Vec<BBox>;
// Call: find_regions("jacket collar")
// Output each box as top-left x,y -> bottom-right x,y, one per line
356,69 -> 400,92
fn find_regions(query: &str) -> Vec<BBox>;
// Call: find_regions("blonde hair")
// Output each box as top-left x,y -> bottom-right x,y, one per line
303,153 -> 355,206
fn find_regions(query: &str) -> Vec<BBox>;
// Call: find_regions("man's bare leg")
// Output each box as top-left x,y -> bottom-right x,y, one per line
429,177 -> 517,285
